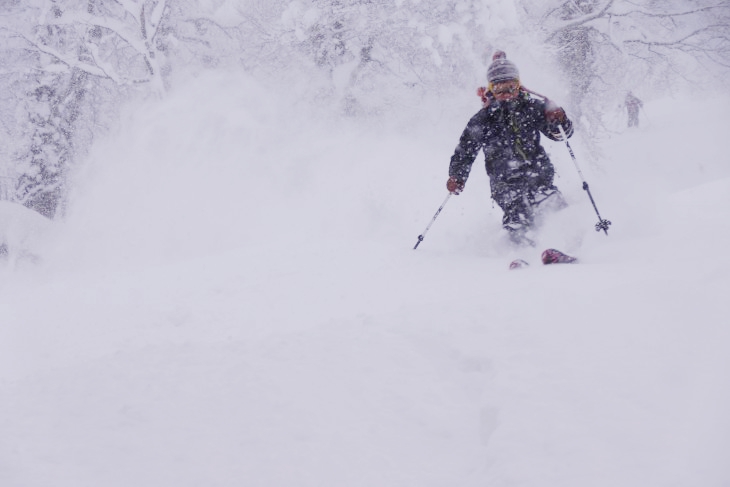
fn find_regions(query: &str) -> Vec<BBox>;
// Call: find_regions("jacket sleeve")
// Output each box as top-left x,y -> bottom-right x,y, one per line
449,112 -> 485,182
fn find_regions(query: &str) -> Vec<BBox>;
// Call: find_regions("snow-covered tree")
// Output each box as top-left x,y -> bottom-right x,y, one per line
3,0 -> 728,218
236,0 -> 503,115
530,0 -> 730,114
0,0 -> 244,217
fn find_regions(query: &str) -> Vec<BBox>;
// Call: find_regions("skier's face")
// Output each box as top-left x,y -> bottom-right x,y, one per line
492,80 -> 520,101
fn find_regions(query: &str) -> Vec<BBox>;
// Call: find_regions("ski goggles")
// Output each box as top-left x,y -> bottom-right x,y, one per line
491,80 -> 520,95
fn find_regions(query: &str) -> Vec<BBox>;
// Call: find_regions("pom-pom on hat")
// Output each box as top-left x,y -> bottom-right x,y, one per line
487,51 -> 519,84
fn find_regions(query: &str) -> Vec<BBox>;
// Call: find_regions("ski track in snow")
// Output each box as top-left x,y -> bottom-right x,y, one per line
1,71 -> 729,487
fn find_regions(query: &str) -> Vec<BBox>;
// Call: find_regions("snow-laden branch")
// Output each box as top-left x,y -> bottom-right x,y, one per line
141,1 -> 169,56
624,24 -> 730,48
182,16 -> 236,39
147,0 -> 168,34
42,11 -> 163,80
84,40 -> 142,85
109,0 -> 141,20
609,3 -> 727,19
15,32 -> 112,80
45,13 -> 149,59
546,0 -> 615,40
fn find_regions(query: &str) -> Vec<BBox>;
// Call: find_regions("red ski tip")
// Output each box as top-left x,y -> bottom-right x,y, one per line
541,249 -> 577,265
509,259 -> 530,270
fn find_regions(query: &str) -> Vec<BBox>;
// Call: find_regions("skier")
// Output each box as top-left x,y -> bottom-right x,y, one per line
446,51 -> 574,247
624,91 -> 643,128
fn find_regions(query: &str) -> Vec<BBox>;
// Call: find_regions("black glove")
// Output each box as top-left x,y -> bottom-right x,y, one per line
446,177 -> 465,195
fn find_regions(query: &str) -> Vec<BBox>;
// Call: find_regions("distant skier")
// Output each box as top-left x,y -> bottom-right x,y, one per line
625,91 -> 643,128
446,51 -> 574,246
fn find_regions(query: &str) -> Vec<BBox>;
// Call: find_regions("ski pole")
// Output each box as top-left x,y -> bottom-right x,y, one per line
557,124 -> 612,235
413,193 -> 452,249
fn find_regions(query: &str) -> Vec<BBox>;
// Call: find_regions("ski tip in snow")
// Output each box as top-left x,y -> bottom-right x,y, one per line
541,248 -> 578,265
509,259 -> 530,270
510,250 -> 577,269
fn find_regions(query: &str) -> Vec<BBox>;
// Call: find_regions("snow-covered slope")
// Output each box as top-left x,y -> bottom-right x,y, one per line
1,71 -> 728,487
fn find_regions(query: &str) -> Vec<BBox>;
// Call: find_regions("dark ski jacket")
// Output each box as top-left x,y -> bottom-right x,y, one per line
449,91 -> 573,188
